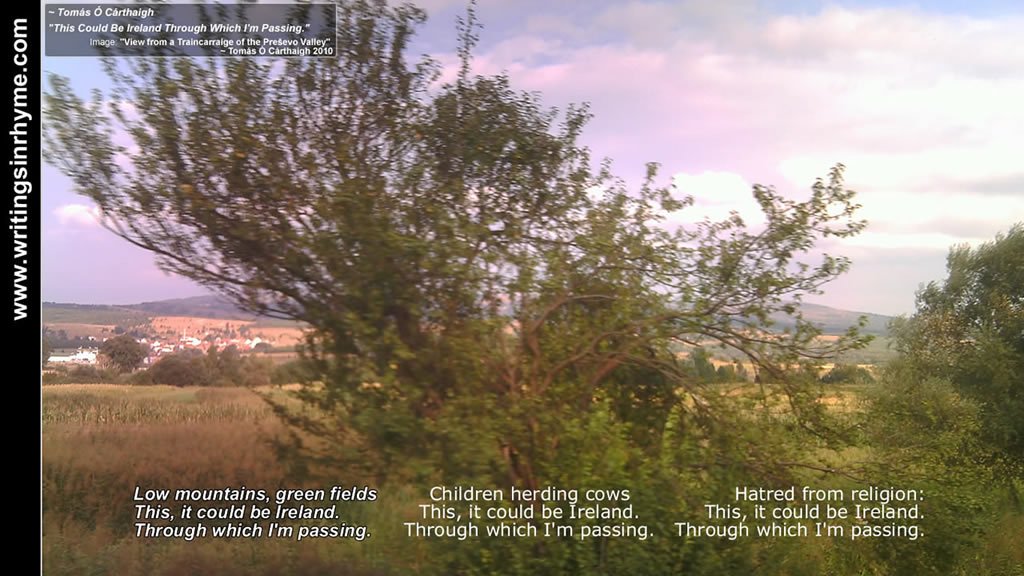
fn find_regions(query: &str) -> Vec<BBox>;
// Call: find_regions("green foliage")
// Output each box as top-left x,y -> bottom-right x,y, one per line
819,363 -> 874,385
687,347 -> 747,383
145,347 -> 273,387
43,364 -> 123,384
42,334 -> 53,367
857,361 -> 1021,576
42,327 -> 96,349
147,351 -> 209,387
854,226 -> 1024,575
209,345 -> 242,386
689,346 -> 718,383
99,334 -> 148,372
271,358 -> 319,386
892,223 -> 1024,472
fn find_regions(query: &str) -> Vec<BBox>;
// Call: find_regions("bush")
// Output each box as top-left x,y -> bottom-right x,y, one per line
820,363 -> 875,384
148,353 -> 210,387
143,349 -> 277,387
271,359 -> 318,386
239,356 -> 274,388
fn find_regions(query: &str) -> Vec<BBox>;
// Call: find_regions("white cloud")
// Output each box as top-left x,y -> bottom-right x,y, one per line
667,171 -> 764,226
54,203 -> 101,227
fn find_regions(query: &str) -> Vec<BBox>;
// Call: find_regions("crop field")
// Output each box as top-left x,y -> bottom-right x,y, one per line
149,316 -> 307,345
45,322 -> 119,339
41,384 -> 413,576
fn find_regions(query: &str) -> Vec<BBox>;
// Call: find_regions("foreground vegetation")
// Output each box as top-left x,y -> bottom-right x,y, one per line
42,381 -> 1022,576
42,385 -> 388,575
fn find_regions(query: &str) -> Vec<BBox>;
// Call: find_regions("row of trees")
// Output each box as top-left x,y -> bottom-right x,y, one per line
45,333 -> 278,388
141,346 -> 275,387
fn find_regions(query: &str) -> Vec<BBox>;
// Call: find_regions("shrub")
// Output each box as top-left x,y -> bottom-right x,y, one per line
820,363 -> 875,384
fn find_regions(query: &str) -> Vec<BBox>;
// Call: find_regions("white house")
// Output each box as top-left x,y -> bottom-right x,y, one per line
49,349 -> 99,365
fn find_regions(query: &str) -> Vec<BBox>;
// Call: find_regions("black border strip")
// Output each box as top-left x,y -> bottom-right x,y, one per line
8,2 -> 42,572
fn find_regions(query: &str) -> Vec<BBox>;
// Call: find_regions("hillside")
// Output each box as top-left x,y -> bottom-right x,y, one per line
132,295 -> 255,319
772,303 -> 894,336
43,295 -> 252,325
40,303 -> 151,326
44,296 -> 893,336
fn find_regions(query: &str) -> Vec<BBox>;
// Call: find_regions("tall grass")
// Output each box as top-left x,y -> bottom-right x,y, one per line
42,385 -> 398,576
43,386 -> 272,425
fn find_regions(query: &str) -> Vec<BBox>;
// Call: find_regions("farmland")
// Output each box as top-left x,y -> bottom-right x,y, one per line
41,384 -> 407,576
148,316 -> 306,347
43,297 -> 309,348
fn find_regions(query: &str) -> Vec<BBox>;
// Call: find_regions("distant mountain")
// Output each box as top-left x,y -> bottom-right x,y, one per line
44,296 -> 893,335
770,302 -> 894,336
43,295 -> 255,324
41,302 -> 151,326
131,295 -> 255,319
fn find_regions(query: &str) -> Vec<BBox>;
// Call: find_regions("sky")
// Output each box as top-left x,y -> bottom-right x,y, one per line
40,0 -> 1024,316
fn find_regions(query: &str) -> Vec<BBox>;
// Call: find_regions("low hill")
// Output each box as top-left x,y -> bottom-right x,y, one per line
45,296 -> 893,336
773,303 -> 893,336
40,303 -> 151,326
132,295 -> 255,319
43,295 -> 252,325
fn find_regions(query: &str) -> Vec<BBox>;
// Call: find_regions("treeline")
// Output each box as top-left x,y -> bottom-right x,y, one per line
135,346 -> 272,387
687,346 -> 748,383
43,328 -> 98,350
687,346 -> 875,385
138,348 -> 315,387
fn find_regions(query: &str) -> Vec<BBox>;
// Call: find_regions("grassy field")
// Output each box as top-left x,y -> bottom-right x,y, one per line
41,384 -> 416,576
42,304 -> 152,326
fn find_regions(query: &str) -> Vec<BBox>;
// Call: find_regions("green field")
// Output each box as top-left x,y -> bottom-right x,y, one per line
833,336 -> 898,365
42,303 -> 152,326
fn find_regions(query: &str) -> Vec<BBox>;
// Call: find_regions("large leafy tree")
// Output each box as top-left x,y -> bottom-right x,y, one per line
99,334 -> 148,373
44,0 -> 868,523
857,226 -> 1024,576
891,223 -> 1024,469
